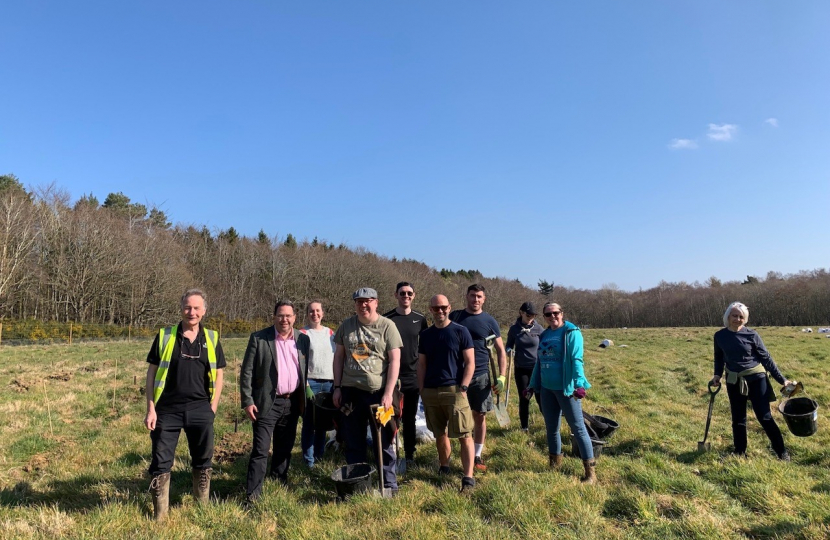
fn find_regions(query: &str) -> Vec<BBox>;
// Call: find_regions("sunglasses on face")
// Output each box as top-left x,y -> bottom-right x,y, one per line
398,291 -> 414,297
430,305 -> 450,312
543,311 -> 562,318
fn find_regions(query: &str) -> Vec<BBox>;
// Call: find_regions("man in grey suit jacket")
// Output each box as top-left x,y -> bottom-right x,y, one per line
240,299 -> 310,501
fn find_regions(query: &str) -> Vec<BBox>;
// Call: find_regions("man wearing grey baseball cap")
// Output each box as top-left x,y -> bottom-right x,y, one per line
332,287 -> 403,494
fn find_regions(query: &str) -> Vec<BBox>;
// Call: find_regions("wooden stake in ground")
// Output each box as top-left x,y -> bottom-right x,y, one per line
0,322 -> 3,346
43,380 -> 54,437
69,322 -> 73,345
113,357 -> 118,412
233,356 -> 239,433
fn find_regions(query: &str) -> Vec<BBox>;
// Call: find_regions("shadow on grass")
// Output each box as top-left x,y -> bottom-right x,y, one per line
0,474 -> 144,513
742,520 -> 805,538
0,451 -> 255,514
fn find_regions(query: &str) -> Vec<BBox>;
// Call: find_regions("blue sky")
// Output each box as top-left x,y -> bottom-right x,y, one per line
2,1 -> 828,291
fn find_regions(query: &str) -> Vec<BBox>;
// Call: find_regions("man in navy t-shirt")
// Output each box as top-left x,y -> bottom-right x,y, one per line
449,284 -> 506,472
418,294 -> 476,492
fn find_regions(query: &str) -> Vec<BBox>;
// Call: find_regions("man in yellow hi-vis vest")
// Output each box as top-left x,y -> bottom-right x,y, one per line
144,288 -> 225,521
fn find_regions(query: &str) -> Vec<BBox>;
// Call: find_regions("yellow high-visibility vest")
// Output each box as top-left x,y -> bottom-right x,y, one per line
153,325 -> 218,403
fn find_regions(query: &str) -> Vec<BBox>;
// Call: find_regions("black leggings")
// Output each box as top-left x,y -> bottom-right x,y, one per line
514,366 -> 541,430
726,376 -> 786,455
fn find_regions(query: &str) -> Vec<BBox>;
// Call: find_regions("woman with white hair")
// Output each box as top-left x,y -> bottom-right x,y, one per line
710,302 -> 794,460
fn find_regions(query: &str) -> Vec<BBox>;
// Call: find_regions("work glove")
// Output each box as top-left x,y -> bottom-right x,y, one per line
305,385 -> 314,400
493,375 -> 506,395
573,387 -> 587,399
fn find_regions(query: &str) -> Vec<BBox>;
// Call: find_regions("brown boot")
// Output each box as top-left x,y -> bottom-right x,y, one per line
581,460 -> 596,484
192,467 -> 211,504
549,454 -> 563,469
150,472 -> 170,521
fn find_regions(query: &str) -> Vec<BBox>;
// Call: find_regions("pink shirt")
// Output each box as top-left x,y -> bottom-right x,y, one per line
274,329 -> 300,395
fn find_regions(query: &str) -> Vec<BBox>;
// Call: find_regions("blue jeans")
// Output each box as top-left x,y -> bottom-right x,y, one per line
539,387 -> 593,460
301,378 -> 333,467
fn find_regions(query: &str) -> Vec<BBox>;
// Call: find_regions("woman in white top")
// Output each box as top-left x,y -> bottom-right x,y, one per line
299,301 -> 336,467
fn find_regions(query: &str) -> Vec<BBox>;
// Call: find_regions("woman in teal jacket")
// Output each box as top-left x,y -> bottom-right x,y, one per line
529,302 -> 596,483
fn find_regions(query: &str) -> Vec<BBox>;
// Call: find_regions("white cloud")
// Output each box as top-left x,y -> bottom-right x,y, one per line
707,123 -> 738,141
669,138 -> 698,150
764,117 -> 778,127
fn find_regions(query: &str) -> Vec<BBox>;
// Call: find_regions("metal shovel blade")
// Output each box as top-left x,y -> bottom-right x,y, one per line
486,335 -> 511,428
697,441 -> 711,452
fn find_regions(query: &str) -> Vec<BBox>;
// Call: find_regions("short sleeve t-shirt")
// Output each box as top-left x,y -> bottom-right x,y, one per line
537,326 -> 566,391
418,322 -> 474,388
334,315 -> 403,392
449,310 -> 501,376
146,324 -> 227,413
383,309 -> 428,387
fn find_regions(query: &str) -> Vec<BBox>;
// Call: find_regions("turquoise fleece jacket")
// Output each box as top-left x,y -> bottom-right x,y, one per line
530,321 -> 590,396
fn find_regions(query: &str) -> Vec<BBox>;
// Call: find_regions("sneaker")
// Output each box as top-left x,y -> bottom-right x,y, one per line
778,451 -> 791,462
474,456 -> 487,472
438,465 -> 451,475
460,476 -> 475,494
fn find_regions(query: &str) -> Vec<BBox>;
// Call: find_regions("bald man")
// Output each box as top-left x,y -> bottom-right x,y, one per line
417,294 -> 476,492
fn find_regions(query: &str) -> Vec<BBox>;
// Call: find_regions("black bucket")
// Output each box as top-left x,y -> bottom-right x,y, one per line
314,391 -> 337,431
331,463 -> 376,499
592,415 -> 620,439
571,436 -> 606,459
778,397 -> 818,437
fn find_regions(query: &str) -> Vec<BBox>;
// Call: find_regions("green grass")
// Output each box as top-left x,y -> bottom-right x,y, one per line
1,328 -> 829,539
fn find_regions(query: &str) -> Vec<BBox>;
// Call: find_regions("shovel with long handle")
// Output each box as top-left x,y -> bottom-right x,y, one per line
486,335 -> 510,428
370,404 -> 389,496
505,349 -> 514,409
698,382 -> 721,452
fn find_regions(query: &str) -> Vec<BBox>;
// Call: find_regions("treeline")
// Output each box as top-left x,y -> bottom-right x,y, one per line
1,174 -> 828,330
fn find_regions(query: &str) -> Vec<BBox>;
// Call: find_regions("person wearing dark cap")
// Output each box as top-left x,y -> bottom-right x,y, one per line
506,302 -> 544,432
332,287 -> 403,494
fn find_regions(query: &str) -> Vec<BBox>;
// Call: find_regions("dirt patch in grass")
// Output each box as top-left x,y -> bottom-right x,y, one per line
214,432 -> 250,464
23,453 -> 49,472
9,379 -> 31,392
47,372 -> 72,381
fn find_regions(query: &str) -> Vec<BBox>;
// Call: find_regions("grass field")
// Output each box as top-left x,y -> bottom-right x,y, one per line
1,327 -> 829,539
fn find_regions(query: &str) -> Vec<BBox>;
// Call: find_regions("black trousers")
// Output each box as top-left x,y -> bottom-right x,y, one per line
149,401 -> 214,475
514,366 -> 541,430
340,387 -> 397,490
246,392 -> 301,499
726,376 -> 786,455
401,387 -> 420,460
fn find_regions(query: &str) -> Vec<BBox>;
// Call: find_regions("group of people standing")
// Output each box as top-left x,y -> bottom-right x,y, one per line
141,284 -> 595,519
142,286 -> 796,521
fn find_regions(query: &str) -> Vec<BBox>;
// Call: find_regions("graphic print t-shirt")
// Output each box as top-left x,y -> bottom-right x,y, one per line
334,315 -> 403,392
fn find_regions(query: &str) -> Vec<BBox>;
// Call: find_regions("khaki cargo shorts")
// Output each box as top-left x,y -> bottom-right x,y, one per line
421,386 -> 474,439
